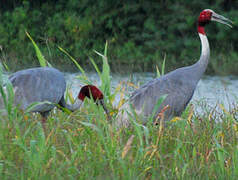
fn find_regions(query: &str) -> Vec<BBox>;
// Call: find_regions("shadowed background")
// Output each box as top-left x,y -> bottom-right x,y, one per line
0,0 -> 237,74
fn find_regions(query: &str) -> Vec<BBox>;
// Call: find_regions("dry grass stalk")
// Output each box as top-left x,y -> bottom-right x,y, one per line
122,135 -> 135,159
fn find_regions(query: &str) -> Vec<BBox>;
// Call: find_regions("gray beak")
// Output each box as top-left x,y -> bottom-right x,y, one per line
99,99 -> 111,120
211,12 -> 233,28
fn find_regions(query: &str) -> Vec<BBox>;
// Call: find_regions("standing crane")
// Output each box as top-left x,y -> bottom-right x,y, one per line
116,9 -> 232,127
0,67 -> 109,125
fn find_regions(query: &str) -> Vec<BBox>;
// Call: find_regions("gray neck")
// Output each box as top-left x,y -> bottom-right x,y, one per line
60,98 -> 83,112
192,33 -> 210,81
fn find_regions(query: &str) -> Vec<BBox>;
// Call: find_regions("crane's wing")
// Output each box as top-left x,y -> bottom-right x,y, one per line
130,70 -> 196,121
9,67 -> 66,112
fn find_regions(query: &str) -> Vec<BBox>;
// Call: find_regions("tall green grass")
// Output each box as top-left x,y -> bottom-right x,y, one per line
0,34 -> 238,179
1,96 -> 238,179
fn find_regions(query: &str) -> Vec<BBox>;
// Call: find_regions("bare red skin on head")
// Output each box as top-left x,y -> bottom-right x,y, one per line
78,85 -> 104,101
197,10 -> 212,35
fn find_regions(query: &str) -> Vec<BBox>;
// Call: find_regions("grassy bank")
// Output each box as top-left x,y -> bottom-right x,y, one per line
0,99 -> 238,179
1,41 -> 238,179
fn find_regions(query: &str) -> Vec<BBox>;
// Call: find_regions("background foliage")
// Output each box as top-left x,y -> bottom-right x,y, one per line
0,0 -> 238,74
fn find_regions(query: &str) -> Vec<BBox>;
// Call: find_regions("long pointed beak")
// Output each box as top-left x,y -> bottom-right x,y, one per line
99,99 -> 111,120
211,12 -> 233,28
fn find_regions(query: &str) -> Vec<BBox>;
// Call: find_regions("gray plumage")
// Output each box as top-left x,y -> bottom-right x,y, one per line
1,67 -> 108,121
130,56 -> 206,123
3,67 -> 72,117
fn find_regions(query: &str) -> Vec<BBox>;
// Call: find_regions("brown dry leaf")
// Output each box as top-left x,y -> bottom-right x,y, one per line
205,148 -> 213,163
144,150 -> 152,159
127,82 -> 138,89
122,135 -> 135,159
219,104 -> 229,115
171,117 -> 182,122
23,115 -> 29,121
154,105 -> 170,125
187,104 -> 194,125
68,89 -> 75,104
45,129 -> 55,145
118,86 -> 126,109
46,158 -> 53,169
57,150 -> 70,162
149,149 -> 157,161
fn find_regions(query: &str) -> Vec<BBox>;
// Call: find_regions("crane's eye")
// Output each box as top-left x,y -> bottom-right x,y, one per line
206,11 -> 212,17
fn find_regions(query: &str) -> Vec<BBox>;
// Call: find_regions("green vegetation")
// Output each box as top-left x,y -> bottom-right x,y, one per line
0,0 -> 238,74
1,38 -> 238,179
1,68 -> 238,179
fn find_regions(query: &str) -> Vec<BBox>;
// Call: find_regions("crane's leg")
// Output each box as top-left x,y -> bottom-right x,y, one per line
41,116 -> 47,131
40,111 -> 50,132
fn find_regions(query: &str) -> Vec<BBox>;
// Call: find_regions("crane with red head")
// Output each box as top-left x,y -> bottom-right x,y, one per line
1,67 -> 110,126
116,9 -> 233,127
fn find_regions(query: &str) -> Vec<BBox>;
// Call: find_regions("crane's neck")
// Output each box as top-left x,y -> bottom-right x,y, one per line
192,33 -> 210,80
62,98 -> 83,111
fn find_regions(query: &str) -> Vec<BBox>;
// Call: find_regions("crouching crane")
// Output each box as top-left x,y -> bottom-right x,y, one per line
0,67 -> 109,125
116,9 -> 233,127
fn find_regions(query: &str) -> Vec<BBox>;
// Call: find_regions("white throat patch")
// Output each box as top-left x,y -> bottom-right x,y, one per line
199,33 -> 210,57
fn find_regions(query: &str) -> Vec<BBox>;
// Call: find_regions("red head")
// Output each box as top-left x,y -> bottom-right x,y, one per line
197,9 -> 232,35
77,85 -> 111,120
198,9 -> 213,26
78,85 -> 104,102
198,9 -> 213,35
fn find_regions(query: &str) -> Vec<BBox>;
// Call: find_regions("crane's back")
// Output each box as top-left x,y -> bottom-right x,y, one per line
9,67 -> 66,112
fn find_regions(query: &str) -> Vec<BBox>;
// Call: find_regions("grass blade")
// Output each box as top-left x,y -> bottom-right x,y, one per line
156,65 -> 161,77
89,57 -> 102,77
161,54 -> 166,76
58,46 -> 86,76
25,31 -> 47,67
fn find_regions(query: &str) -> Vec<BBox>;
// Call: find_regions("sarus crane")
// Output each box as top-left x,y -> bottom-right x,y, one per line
0,67 -> 109,124
116,9 -> 233,127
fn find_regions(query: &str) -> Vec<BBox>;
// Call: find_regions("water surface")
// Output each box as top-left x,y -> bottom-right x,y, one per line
65,72 -> 238,112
